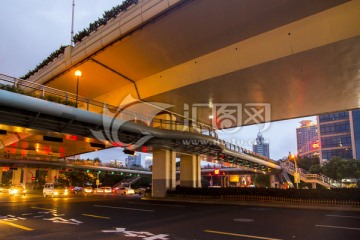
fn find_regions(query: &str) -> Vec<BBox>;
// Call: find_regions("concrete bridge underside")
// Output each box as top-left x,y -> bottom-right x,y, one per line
27,0 -> 360,127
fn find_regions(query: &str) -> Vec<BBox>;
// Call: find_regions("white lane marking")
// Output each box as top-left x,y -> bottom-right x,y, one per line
233,218 -> 255,222
129,202 -> 185,208
316,225 -> 360,231
326,214 -> 360,219
204,230 -> 282,240
102,227 -> 170,239
94,205 -> 155,212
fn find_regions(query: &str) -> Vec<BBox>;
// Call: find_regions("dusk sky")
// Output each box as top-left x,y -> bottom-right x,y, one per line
0,1 -> 316,162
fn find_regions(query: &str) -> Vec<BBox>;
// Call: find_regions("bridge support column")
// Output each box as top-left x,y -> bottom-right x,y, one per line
0,167 -> 3,184
46,169 -> 59,183
152,149 -> 176,198
180,154 -> 201,188
12,169 -> 22,185
311,182 -> 316,189
269,175 -> 276,188
23,168 -> 36,189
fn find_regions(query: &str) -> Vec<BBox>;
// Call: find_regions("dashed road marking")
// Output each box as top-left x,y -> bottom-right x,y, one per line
94,205 -> 155,212
129,202 -> 185,208
233,218 -> 255,222
82,214 -> 110,219
0,220 -> 34,231
316,225 -> 360,231
31,207 -> 56,211
204,230 -> 282,240
326,214 -> 360,219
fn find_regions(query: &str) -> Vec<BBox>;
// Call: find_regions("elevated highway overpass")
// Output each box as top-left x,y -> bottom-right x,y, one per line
1,0 -> 359,196
24,0 -> 360,126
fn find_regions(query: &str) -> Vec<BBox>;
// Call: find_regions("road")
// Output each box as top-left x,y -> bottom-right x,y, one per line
0,191 -> 359,240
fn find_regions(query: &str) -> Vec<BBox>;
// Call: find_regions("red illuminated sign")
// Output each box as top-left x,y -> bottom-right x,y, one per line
312,142 -> 319,149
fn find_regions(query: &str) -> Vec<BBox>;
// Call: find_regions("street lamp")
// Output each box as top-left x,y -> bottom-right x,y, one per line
290,154 -> 299,189
74,70 -> 82,108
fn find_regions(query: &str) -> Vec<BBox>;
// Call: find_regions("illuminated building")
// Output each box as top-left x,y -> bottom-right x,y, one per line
317,110 -> 360,161
252,132 -> 270,158
296,120 -> 319,157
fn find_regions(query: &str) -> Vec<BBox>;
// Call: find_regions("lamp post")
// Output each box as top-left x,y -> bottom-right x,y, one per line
74,70 -> 82,108
290,154 -> 299,189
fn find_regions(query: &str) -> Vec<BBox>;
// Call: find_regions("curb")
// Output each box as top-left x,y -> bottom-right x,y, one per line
142,196 -> 360,212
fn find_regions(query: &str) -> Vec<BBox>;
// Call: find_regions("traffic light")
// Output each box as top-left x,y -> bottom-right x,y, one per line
86,169 -> 90,173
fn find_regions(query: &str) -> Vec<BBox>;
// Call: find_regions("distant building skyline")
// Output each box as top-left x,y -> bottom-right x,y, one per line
144,157 -> 152,170
126,154 -> 142,168
296,120 -> 319,158
252,132 -> 270,158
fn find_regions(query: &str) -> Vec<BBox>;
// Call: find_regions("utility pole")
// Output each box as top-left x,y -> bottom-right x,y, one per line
71,0 -> 75,46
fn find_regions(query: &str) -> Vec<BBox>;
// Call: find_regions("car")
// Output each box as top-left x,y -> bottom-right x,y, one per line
114,187 -> 135,195
93,188 -> 104,193
69,186 -> 83,194
83,187 -> 93,193
43,183 -> 69,197
0,184 -> 10,193
134,188 -> 146,195
101,187 -> 112,193
8,185 -> 26,196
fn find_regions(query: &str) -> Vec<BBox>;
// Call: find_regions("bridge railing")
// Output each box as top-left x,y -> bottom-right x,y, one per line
0,153 -> 64,162
0,73 -> 276,166
0,73 -> 108,113
279,160 -> 340,187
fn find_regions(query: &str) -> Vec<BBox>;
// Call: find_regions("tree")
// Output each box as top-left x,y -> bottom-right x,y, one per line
309,164 -> 321,174
321,157 -> 360,180
94,157 -> 101,166
253,174 -> 270,188
297,156 -> 320,172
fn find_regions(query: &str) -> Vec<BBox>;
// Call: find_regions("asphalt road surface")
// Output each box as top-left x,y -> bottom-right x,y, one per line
0,191 -> 359,240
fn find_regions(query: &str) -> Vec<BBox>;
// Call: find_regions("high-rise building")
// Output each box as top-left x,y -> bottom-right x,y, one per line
144,157 -> 152,170
296,120 -> 319,157
317,110 -> 360,161
126,154 -> 142,168
252,132 -> 270,158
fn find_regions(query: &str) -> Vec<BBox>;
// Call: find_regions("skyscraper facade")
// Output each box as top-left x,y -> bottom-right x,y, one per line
126,154 -> 142,168
296,120 -> 319,157
252,132 -> 270,158
317,110 -> 360,161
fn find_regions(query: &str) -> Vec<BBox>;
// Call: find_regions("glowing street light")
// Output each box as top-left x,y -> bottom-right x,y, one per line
74,70 -> 82,108
290,154 -> 300,189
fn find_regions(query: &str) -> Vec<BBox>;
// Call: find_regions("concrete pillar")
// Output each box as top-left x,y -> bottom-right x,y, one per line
152,148 -> 176,198
46,169 -> 59,183
0,167 -> 3,184
180,154 -> 201,188
270,174 -> 276,188
11,169 -> 22,185
23,168 -> 37,189
311,182 -> 316,189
